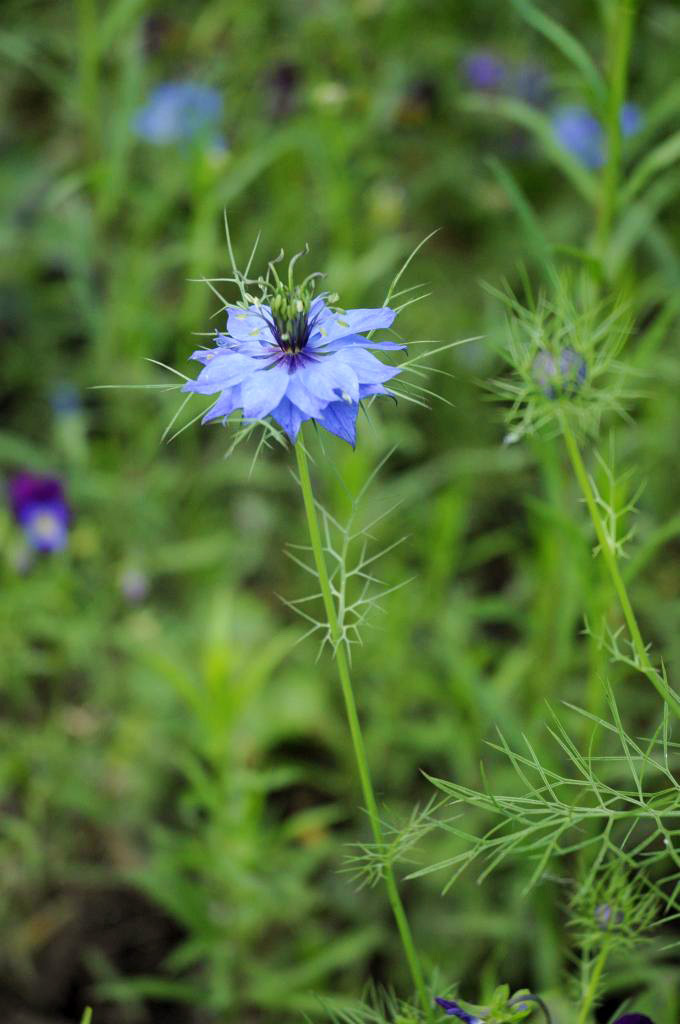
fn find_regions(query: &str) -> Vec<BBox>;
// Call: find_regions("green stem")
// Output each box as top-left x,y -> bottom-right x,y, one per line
560,414 -> 680,719
294,438 -> 430,1017
595,0 -> 636,259
577,940 -> 611,1024
77,0 -> 101,162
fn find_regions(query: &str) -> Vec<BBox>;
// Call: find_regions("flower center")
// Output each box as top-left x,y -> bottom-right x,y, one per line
268,286 -> 315,354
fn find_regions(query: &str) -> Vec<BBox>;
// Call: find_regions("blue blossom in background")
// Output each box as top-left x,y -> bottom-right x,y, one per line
553,106 -> 604,168
462,51 -> 506,91
553,103 -> 642,168
9,472 -> 70,553
434,997 -> 483,1024
134,81 -> 224,145
183,280 -> 405,446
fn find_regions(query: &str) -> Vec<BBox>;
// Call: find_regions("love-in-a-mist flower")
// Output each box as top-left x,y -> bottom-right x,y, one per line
434,997 -> 483,1024
8,472 -> 70,553
553,103 -> 642,168
532,346 -> 586,399
461,51 -> 506,91
552,106 -> 604,168
183,262 -> 405,446
134,82 -> 224,145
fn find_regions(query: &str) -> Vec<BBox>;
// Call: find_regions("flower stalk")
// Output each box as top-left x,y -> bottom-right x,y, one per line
294,437 -> 430,1017
595,0 -> 636,259
560,412 -> 680,720
576,937 -> 612,1024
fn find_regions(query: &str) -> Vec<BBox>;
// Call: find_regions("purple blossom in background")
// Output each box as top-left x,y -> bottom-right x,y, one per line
183,297 -> 404,447
553,106 -> 604,168
120,567 -> 150,603
462,51 -> 506,91
434,998 -> 483,1024
134,82 -> 224,145
9,472 -> 70,553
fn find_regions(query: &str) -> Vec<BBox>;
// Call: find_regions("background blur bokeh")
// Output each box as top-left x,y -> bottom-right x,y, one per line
2,1 -> 680,1022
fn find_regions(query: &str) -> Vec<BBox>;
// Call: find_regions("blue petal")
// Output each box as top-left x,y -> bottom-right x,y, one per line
434,998 -> 482,1024
189,347 -> 220,365
285,374 -> 329,417
359,382 -> 393,399
335,346 -> 401,385
270,396 -> 310,443
310,331 -> 406,353
226,305 -> 274,342
201,386 -> 242,423
317,399 -> 359,446
240,364 -> 290,419
295,353 -> 360,403
316,306 -> 396,345
183,353 -> 258,395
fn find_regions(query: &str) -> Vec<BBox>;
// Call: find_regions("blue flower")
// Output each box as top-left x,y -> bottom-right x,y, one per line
532,346 -> 586,399
553,103 -> 642,168
134,82 -> 223,145
9,472 -> 70,553
462,51 -> 506,91
183,289 -> 404,447
553,106 -> 604,168
613,1017 -> 654,1024
435,997 -> 483,1024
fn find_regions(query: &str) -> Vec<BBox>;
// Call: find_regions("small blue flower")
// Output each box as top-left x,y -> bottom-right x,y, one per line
462,51 -> 506,91
532,347 -> 586,399
134,82 -> 223,145
553,106 -> 604,168
9,472 -> 70,554
595,902 -> 625,930
613,1017 -> 654,1024
183,289 -> 405,447
553,103 -> 642,168
435,997 -> 483,1024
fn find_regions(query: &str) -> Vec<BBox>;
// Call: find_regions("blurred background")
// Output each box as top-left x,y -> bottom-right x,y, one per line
2,1 -> 680,1022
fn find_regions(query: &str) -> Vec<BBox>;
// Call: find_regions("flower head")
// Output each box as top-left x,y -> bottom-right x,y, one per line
8,472 -> 70,553
553,106 -> 604,168
613,1017 -> 654,1024
183,257 -> 405,447
532,346 -> 586,399
553,103 -> 642,168
595,902 -> 625,931
134,82 -> 223,145
435,998 -> 483,1024
462,51 -> 506,91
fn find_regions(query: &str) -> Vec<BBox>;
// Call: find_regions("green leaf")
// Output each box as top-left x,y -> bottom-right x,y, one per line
486,157 -> 559,287
510,0 -> 606,106
621,128 -> 680,205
